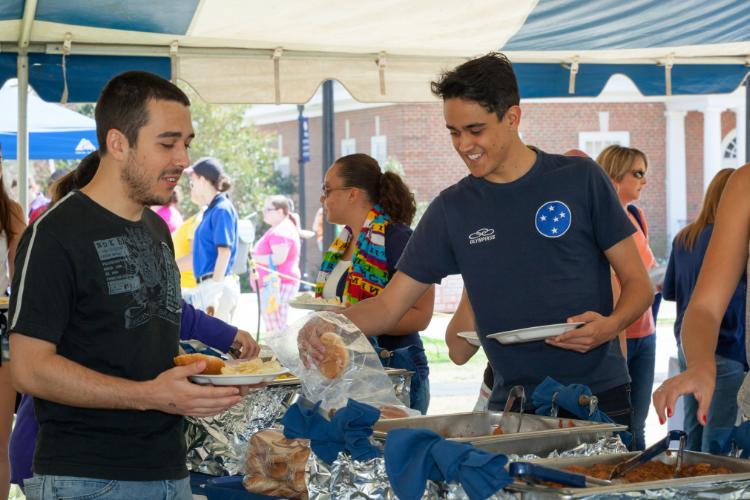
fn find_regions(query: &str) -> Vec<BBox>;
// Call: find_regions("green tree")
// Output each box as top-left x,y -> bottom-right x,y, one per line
179,86 -> 293,218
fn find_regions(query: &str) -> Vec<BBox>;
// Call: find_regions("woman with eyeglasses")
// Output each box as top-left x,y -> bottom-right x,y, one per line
252,195 -> 301,332
0,145 -> 27,500
597,144 -> 656,450
316,154 -> 435,413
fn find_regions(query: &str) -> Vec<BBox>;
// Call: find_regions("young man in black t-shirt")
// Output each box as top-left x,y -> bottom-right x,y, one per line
9,72 -> 249,499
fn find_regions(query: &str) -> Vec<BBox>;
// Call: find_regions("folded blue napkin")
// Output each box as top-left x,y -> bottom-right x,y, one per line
707,421 -> 750,458
531,376 -> 632,447
384,428 -> 510,500
281,399 -> 381,464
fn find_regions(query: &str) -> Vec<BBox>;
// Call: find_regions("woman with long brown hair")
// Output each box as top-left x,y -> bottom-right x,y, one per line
661,168 -> 744,451
0,144 -> 27,500
315,153 -> 434,413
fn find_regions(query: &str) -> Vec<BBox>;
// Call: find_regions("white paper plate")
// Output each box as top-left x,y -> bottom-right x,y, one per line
457,331 -> 481,347
486,322 -> 585,345
288,300 -> 346,311
189,369 -> 289,385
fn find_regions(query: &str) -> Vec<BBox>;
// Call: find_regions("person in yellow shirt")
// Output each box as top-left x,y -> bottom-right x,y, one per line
174,211 -> 203,289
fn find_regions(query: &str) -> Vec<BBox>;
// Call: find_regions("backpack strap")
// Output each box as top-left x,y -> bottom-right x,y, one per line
626,204 -> 648,238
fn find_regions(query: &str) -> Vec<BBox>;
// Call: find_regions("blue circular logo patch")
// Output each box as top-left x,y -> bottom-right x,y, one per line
535,201 -> 572,238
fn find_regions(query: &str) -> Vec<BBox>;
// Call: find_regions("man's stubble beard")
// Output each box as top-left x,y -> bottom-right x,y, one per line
122,152 -> 170,207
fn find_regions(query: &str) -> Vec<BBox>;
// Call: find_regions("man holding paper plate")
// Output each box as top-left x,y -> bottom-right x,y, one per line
299,52 -> 653,428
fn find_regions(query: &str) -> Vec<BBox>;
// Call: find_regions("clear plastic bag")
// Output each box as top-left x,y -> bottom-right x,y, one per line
266,311 -> 415,414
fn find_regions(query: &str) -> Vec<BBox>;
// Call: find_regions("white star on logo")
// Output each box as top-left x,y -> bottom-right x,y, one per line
548,206 -> 555,212
559,213 -> 566,218
551,227 -> 558,234
540,215 -> 547,222
553,217 -> 559,222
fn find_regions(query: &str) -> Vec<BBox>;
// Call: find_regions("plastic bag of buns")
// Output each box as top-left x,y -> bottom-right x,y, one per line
243,429 -> 310,499
266,311 -> 416,414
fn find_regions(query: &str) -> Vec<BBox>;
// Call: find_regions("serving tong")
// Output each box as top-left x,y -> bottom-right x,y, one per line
508,430 -> 688,489
495,385 -> 526,434
549,392 -> 599,419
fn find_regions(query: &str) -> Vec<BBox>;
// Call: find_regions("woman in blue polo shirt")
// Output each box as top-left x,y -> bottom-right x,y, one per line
186,157 -> 240,322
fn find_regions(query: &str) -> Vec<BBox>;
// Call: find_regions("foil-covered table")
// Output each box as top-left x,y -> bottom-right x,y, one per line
185,369 -> 413,476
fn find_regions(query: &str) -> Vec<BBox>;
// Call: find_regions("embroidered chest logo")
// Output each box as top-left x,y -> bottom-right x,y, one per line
468,227 -> 496,245
535,201 -> 572,238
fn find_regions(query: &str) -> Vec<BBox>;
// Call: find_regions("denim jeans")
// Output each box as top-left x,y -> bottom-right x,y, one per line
23,475 -> 192,500
627,334 -> 656,451
678,348 -> 746,452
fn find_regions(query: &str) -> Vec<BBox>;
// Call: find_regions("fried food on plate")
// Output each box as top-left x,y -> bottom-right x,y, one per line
173,353 -> 225,375
221,357 -> 284,375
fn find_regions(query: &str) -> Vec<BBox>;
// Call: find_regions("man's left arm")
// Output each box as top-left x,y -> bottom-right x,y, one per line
547,236 -> 653,353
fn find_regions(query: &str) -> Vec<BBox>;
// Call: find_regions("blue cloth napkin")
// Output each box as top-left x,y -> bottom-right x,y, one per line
281,399 -> 381,464
708,421 -> 750,458
531,377 -> 632,447
384,428 -> 510,500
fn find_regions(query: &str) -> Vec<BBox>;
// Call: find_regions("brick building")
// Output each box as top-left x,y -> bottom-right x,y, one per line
248,77 -> 746,311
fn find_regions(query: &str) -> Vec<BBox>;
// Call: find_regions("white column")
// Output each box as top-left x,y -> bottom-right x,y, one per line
703,107 -> 723,192
665,110 -> 687,241
735,105 -> 746,167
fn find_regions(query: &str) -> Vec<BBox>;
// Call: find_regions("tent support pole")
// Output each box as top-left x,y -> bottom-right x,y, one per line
16,53 -> 29,215
16,0 -> 38,215
321,80 -> 335,252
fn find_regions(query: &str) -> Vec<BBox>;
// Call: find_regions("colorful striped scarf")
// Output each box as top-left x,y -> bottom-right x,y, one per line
315,204 -> 390,305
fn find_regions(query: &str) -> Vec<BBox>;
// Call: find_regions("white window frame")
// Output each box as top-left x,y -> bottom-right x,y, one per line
274,156 -> 290,177
578,131 -> 630,159
722,128 -> 738,168
341,138 -> 357,156
370,135 -> 387,167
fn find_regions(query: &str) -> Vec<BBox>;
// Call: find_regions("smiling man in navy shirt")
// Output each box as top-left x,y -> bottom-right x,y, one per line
300,52 -> 653,427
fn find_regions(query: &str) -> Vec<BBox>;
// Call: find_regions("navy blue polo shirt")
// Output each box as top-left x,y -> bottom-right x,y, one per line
398,149 -> 635,408
663,225 -> 747,368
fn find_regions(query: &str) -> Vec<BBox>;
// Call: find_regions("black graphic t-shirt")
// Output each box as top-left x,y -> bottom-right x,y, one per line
9,191 -> 184,481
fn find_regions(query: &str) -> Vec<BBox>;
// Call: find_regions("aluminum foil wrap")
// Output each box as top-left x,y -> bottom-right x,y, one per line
506,435 -> 629,462
185,384 -> 299,476
307,451 -> 443,500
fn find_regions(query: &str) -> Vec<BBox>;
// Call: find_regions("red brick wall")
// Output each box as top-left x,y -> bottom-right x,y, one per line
257,102 -> 739,278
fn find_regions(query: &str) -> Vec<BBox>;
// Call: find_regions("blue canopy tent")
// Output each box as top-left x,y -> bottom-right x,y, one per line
0,0 -> 748,211
0,78 -> 96,160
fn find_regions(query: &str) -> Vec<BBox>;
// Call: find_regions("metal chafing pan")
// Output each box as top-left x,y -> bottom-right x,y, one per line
266,368 -> 414,407
507,450 -> 750,499
373,411 -> 625,452
267,367 -> 413,386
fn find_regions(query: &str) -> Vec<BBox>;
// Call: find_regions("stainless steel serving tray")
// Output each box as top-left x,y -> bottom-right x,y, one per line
373,411 -> 625,451
267,367 -> 413,387
508,450 -> 750,499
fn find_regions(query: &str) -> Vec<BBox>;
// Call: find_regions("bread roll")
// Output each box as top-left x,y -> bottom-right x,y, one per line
173,353 -> 225,375
318,331 -> 349,379
379,405 -> 409,419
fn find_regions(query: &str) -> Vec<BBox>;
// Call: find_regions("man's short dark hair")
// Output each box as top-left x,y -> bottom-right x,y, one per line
95,71 -> 190,154
431,52 -> 520,121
